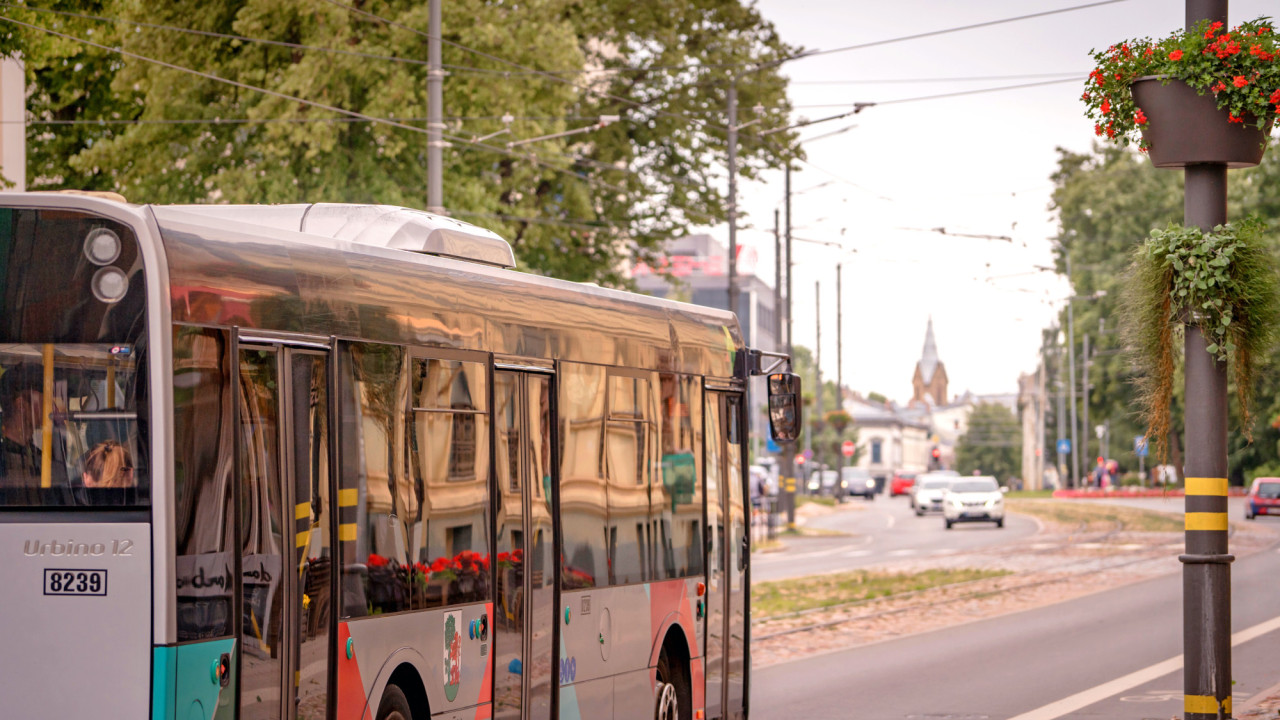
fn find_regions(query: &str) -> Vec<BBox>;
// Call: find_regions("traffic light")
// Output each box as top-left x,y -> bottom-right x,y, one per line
929,445 -> 941,470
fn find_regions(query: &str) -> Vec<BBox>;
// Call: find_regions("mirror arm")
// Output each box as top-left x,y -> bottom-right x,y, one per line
749,348 -> 792,376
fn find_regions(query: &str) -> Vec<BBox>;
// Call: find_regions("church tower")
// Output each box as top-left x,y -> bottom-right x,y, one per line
911,318 -> 949,405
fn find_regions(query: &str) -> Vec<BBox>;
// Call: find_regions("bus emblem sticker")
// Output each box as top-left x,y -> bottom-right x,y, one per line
443,611 -> 462,702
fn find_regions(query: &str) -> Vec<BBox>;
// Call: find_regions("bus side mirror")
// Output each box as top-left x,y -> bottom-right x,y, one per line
767,372 -> 802,442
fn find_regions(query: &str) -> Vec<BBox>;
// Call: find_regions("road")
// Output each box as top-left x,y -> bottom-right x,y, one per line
751,508 -> 1280,719
752,493 -> 1038,582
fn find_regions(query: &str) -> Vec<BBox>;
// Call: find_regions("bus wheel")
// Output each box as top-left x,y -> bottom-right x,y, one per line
655,651 -> 689,720
376,684 -> 413,720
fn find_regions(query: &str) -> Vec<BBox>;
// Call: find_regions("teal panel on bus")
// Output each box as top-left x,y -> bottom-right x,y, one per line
153,639 -> 237,720
153,646 -> 177,720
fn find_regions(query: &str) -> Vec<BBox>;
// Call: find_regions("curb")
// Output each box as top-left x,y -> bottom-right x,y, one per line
1051,488 -> 1248,499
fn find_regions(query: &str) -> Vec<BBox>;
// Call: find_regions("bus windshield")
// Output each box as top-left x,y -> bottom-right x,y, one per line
0,209 -> 148,508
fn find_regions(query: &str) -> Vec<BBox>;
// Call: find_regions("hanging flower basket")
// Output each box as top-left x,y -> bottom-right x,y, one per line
1130,76 -> 1272,168
1083,18 -> 1279,163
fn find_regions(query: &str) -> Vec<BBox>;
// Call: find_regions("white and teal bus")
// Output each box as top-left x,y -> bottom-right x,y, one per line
0,193 -> 800,720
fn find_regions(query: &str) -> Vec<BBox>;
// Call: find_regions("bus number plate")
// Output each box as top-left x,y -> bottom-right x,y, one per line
43,569 -> 107,596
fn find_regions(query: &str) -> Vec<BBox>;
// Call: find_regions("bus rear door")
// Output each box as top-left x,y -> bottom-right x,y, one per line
704,389 -> 747,720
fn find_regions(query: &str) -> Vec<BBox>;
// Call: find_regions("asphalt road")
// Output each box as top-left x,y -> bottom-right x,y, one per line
751,511 -> 1280,719
751,493 -> 1038,582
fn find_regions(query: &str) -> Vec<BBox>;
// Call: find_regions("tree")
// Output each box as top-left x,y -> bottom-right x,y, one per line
955,402 -> 1021,483
1049,143 -> 1280,484
0,0 -> 799,285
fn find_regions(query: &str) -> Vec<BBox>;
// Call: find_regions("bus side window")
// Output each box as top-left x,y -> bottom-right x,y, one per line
558,363 -> 608,590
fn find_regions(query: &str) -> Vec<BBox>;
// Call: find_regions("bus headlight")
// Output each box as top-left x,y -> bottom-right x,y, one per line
84,227 -> 122,265
92,266 -> 129,303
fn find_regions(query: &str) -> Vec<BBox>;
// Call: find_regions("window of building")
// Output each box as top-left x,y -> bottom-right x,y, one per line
871,439 -> 883,465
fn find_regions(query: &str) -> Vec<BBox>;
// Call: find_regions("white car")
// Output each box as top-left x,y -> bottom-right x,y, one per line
911,475 -> 954,515
943,476 -> 1006,529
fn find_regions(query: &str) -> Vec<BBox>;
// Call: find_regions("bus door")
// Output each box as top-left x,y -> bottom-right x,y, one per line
236,342 -> 334,720
493,369 -> 558,720
704,390 -> 747,720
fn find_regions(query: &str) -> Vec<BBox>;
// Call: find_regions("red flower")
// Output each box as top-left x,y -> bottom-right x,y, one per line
368,553 -> 389,568
1144,47 -> 1154,57
1233,75 -> 1250,88
1082,91 -> 1090,101
1229,113 -> 1244,124
1100,98 -> 1111,115
1205,20 -> 1224,38
430,557 -> 451,573
1094,123 -> 1103,136
1211,81 -> 1227,93
1135,109 -> 1148,125
1270,88 -> 1280,104
1105,123 -> 1116,139
1169,49 -> 1184,61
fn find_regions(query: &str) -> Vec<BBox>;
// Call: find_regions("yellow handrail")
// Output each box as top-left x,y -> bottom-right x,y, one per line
40,344 -> 53,488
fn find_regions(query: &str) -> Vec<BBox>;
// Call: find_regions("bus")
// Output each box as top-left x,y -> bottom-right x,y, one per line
0,193 -> 800,720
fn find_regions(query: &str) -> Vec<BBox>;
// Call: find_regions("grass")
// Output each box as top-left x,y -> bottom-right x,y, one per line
1007,499 -> 1184,532
1004,489 -> 1055,499
777,525 -> 848,538
796,495 -> 837,508
751,567 -> 1010,619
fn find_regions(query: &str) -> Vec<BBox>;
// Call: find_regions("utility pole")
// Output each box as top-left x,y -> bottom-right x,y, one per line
1066,254 -> 1079,489
426,0 -> 444,213
1056,336 -> 1067,485
782,164 -> 796,526
814,280 -> 823,472
1082,332 -> 1091,479
727,78 -> 739,318
1181,3 -> 1232,717
774,209 -> 782,345
1038,334 -> 1048,490
836,263 -> 844,405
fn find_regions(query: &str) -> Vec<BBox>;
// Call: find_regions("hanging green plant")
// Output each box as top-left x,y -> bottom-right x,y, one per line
1122,216 -> 1280,461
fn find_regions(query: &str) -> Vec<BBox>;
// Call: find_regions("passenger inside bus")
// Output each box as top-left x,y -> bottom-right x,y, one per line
80,439 -> 135,489
0,364 -> 66,489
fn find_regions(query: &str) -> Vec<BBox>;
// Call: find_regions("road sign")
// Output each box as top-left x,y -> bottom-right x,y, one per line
841,440 -> 855,458
1056,438 -> 1071,455
766,437 -> 781,454
1134,436 -> 1149,457
794,454 -> 806,466
802,449 -> 812,460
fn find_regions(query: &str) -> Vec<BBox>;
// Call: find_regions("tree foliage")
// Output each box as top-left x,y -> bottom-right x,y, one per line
1050,142 -> 1280,483
955,402 -> 1021,482
0,0 -> 799,285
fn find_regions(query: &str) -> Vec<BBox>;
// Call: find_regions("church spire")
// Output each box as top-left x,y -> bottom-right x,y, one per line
919,316 -> 940,384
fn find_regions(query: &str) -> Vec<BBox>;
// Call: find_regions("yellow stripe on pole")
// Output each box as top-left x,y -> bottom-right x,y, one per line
1185,512 -> 1229,531
1185,695 -> 1230,714
40,344 -> 54,489
338,523 -> 357,541
295,502 -> 310,520
338,489 -> 359,507
1185,477 -> 1228,496
295,530 -> 310,548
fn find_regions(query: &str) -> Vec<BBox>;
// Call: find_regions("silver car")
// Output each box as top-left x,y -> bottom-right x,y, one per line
912,474 -> 955,516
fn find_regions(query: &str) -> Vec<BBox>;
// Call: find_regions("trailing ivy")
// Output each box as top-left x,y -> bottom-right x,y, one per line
1122,217 -> 1280,462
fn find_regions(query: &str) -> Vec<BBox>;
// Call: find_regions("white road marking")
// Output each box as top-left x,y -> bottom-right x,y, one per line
887,549 -> 917,557
884,513 -> 897,530
1006,614 -> 1280,720
843,550 -> 871,558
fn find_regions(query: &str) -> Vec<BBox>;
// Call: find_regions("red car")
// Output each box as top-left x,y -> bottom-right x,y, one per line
1246,477 -> 1280,519
890,470 -> 918,497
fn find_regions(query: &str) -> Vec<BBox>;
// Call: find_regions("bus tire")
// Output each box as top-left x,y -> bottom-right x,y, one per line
656,650 -> 690,720
376,684 -> 413,720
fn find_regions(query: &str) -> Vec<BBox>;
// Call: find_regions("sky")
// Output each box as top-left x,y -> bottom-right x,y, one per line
687,0 -> 1275,403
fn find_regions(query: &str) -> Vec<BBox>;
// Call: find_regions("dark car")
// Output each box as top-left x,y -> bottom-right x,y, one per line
1245,477 -> 1280,519
842,467 -> 877,500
